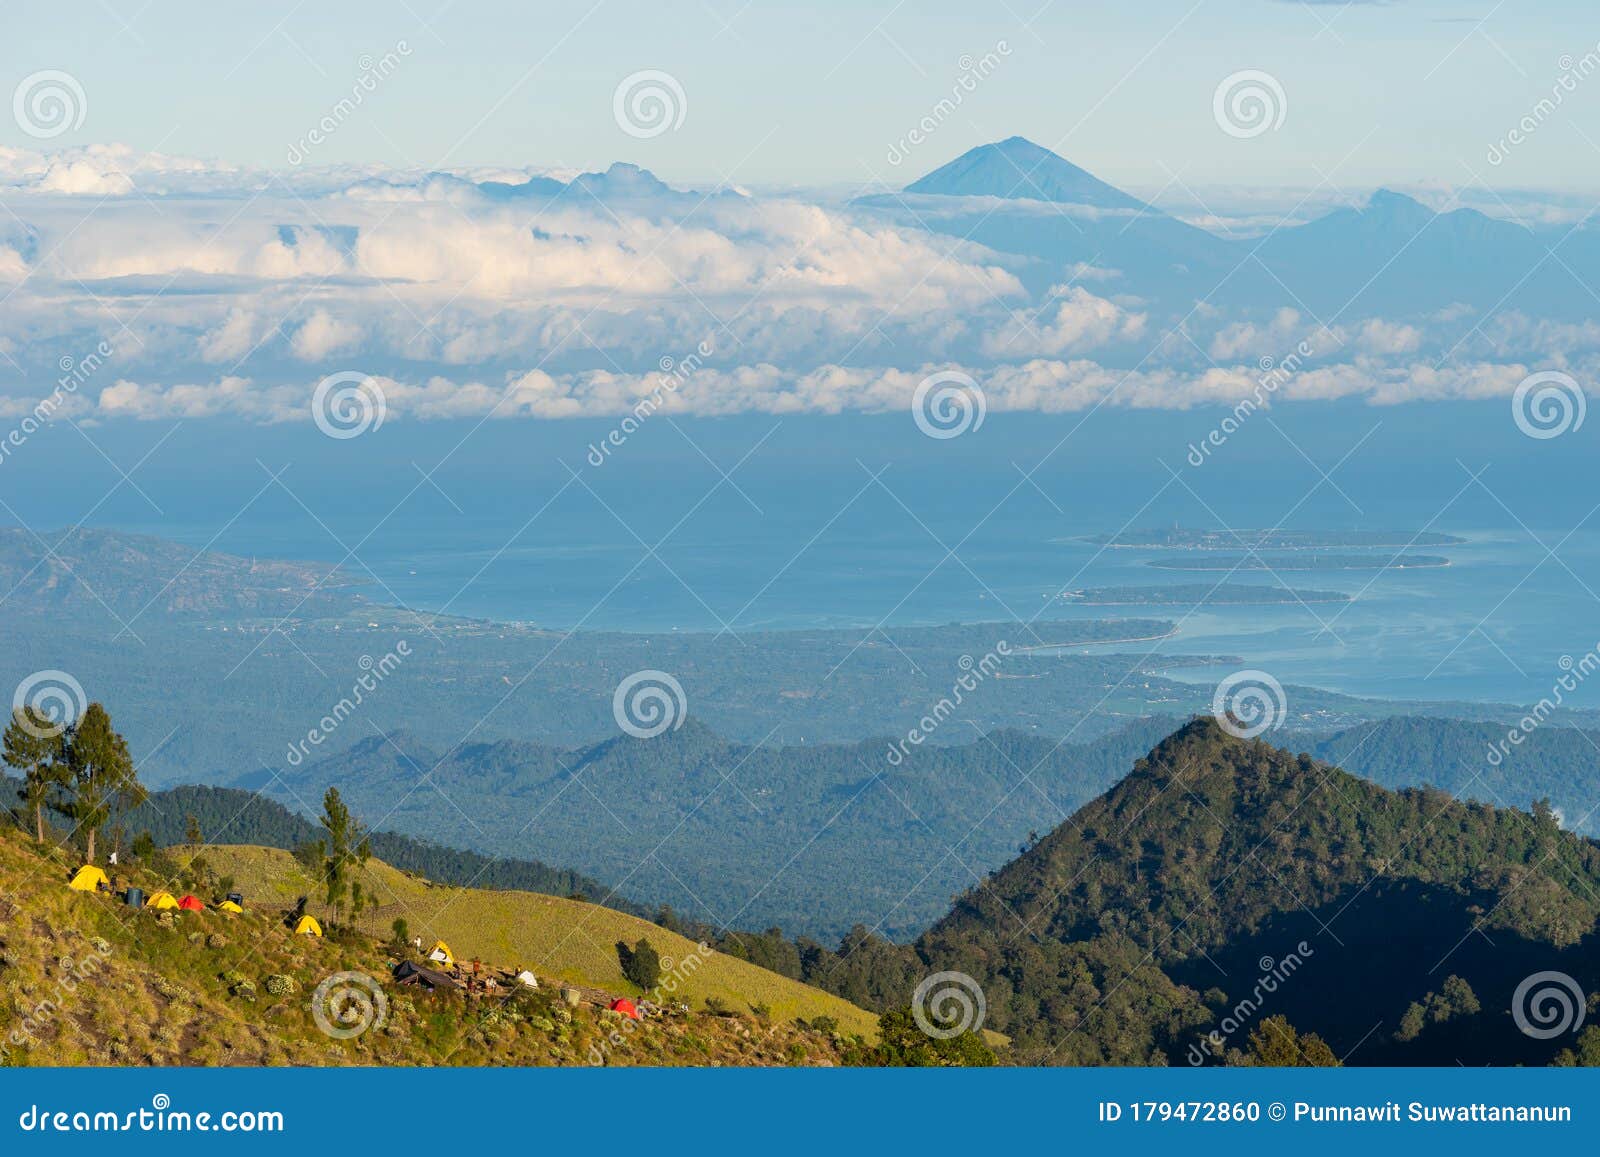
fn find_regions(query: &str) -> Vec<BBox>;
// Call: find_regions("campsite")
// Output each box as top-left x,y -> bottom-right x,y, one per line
0,817 -> 882,1067
188,842 -> 880,1035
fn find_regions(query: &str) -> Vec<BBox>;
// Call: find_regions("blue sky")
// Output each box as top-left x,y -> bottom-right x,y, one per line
6,0 -> 1600,190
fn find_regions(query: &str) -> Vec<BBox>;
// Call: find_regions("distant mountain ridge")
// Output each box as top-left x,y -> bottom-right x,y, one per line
0,526 -> 365,620
58,707 -> 1600,946
120,783 -> 652,918
248,716 -> 1187,942
864,135 -> 1595,315
355,160 -> 729,208
861,135 -> 1230,296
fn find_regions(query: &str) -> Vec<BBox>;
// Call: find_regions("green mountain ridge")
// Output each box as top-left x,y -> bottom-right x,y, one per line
34,711 -> 1599,950
911,717 -> 1600,1064
252,716 -> 1185,941
14,706 -> 1600,1066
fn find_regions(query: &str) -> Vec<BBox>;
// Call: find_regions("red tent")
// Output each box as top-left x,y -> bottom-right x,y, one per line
610,998 -> 640,1020
177,894 -> 204,911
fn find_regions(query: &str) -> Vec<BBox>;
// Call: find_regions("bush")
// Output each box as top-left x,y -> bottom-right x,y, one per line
153,976 -> 192,1001
263,974 -> 298,997
616,938 -> 662,991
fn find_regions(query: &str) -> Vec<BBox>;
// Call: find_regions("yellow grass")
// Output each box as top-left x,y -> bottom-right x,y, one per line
194,845 -> 880,1036
0,830 -> 861,1066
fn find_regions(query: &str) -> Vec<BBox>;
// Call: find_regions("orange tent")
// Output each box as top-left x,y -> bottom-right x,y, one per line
610,998 -> 641,1020
177,894 -> 204,912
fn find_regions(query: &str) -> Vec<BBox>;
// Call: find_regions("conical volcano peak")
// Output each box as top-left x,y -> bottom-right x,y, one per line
904,137 -> 1153,211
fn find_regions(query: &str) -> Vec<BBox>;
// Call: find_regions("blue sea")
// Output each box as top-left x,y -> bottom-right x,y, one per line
9,399 -> 1600,709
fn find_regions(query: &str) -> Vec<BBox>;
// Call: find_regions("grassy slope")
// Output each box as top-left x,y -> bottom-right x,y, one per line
191,844 -> 880,1036
0,828 -> 870,1066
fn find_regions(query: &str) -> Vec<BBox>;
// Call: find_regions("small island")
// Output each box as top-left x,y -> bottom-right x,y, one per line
1055,583 -> 1350,605
1080,526 -> 1467,550
1148,554 -> 1450,572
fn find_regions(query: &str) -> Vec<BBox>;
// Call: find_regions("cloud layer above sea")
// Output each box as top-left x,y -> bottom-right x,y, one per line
0,145 -> 1590,425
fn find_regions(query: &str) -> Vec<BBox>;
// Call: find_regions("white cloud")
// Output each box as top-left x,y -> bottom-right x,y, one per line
80,356 -> 1578,425
97,375 -> 264,420
197,309 -> 263,363
0,146 -> 1587,423
0,247 -> 27,281
33,157 -> 135,196
1208,308 -> 1304,360
1355,318 -> 1423,355
982,285 -> 1145,357
290,310 -> 362,360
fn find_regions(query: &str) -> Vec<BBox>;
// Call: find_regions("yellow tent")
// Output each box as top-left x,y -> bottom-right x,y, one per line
68,865 -> 109,892
217,900 -> 245,914
293,915 -> 323,937
426,940 -> 455,966
145,891 -> 180,910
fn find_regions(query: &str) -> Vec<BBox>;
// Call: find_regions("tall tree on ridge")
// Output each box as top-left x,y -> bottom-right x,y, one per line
4,707 -> 68,844
318,787 -> 370,924
62,703 -> 146,864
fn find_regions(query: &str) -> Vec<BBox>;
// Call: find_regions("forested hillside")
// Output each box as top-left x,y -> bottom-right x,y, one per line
910,718 -> 1600,1064
264,716 -> 1185,940
124,784 -> 652,917
1315,716 -> 1600,834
